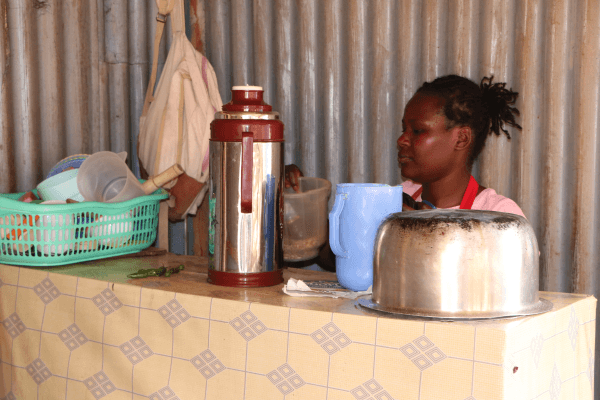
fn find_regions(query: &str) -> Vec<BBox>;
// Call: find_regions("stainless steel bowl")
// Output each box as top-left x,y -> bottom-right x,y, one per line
368,210 -> 551,319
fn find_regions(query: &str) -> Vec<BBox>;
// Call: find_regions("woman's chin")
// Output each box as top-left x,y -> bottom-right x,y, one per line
399,165 -> 416,179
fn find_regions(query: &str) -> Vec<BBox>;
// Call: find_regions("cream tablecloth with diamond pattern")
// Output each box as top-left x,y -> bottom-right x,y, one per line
0,262 -> 596,400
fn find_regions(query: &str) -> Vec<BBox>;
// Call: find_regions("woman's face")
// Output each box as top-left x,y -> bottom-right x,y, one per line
397,93 -> 459,183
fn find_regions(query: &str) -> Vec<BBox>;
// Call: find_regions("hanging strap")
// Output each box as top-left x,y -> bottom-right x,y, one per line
459,175 -> 479,210
411,186 -> 423,200
177,73 -> 191,165
410,175 -> 480,209
142,0 -> 177,117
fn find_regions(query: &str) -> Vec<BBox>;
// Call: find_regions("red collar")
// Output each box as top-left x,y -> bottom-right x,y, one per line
411,176 -> 479,210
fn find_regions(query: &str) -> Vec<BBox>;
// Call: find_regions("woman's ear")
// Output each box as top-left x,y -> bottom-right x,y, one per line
454,126 -> 472,151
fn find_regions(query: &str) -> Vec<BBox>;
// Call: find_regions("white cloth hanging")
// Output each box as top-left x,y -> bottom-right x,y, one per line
138,0 -> 222,216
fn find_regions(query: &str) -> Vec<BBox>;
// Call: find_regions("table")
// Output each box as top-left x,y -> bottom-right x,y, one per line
0,251 -> 596,400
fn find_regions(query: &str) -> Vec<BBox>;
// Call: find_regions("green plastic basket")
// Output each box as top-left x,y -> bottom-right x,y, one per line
0,188 -> 168,266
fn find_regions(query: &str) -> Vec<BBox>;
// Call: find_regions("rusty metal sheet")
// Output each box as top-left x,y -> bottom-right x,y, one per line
194,1 -> 600,395
1,0 -> 599,396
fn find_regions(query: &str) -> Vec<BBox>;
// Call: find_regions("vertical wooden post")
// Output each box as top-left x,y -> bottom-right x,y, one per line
193,188 -> 210,256
157,202 -> 170,250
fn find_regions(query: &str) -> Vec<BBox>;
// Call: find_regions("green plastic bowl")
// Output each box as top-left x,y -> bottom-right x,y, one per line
36,169 -> 84,202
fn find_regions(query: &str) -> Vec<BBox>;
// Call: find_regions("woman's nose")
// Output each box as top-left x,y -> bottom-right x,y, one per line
397,131 -> 409,148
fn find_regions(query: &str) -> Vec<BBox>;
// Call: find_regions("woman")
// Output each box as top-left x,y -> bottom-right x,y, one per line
287,74 -> 525,217
285,74 -> 526,271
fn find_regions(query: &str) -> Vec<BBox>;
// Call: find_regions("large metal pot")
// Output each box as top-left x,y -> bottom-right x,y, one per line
366,210 -> 551,319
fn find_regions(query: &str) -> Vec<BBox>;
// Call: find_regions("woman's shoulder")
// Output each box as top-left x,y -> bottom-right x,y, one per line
474,188 -> 527,219
401,180 -> 422,197
400,180 -> 526,218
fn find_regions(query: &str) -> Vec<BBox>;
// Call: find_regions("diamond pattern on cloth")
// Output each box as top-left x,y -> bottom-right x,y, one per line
412,354 -> 434,371
351,379 -> 392,400
158,299 -> 191,328
550,364 -> 562,400
149,386 -> 180,400
322,340 -> 340,355
531,333 -> 544,368
310,322 -> 352,355
120,336 -> 153,364
2,313 -> 26,339
267,364 -> 305,395
400,343 -> 419,359
322,322 -> 341,337
58,323 -> 88,351
413,335 -> 435,351
26,358 -> 52,385
84,371 -> 117,399
398,335 -> 447,371
310,329 -> 328,344
0,265 -> 594,400
229,310 -> 267,341
33,277 -> 61,305
190,349 -> 226,379
91,288 -> 123,316
567,306 -> 579,351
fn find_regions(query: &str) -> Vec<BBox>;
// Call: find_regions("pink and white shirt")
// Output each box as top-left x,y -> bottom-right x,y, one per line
402,180 -> 527,219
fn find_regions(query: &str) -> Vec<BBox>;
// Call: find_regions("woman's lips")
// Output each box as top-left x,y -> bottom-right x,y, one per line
398,154 -> 413,164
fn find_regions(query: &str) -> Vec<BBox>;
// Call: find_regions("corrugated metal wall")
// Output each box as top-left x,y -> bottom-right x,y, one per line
0,0 -> 193,251
199,0 -> 600,395
203,0 -> 600,298
0,0 -> 599,396
0,0 -> 175,191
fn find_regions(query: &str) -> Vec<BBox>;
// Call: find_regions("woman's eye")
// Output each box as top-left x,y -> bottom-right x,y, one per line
413,129 -> 423,135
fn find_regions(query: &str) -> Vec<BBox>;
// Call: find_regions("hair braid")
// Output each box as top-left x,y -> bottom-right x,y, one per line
480,76 -> 522,140
416,74 -> 522,166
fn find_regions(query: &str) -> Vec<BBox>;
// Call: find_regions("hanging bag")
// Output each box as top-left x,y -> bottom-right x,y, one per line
138,0 -> 222,221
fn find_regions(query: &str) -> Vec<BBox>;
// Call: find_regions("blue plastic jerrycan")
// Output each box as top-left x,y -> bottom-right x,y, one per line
329,183 -> 403,291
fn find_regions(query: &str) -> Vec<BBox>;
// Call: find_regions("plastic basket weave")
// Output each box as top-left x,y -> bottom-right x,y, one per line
0,188 -> 168,266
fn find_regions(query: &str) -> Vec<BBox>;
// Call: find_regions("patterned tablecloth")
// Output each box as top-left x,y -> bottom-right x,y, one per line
0,254 -> 596,400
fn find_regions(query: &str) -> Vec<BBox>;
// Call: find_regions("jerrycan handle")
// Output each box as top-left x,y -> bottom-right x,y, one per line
241,131 -> 253,213
329,193 -> 348,258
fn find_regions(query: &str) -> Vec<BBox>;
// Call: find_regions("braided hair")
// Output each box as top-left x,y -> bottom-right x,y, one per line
416,75 -> 522,166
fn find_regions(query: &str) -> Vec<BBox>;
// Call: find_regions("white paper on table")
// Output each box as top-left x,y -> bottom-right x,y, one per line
283,278 -> 372,299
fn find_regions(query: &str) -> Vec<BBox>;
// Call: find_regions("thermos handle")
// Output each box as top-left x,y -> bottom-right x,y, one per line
241,131 -> 253,213
329,193 -> 348,258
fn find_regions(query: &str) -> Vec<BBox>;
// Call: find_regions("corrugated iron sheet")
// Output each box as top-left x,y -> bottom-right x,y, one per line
203,0 -> 600,295
0,0 -> 599,395
0,0 -> 171,190
200,0 -> 600,394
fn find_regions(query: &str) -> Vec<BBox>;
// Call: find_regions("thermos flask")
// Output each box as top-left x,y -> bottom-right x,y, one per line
208,86 -> 284,287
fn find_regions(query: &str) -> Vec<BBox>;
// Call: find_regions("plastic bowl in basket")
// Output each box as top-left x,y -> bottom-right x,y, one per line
90,212 -> 134,247
46,154 -> 89,179
35,203 -> 75,255
283,177 -> 332,262
36,169 -> 84,202
0,185 -> 167,266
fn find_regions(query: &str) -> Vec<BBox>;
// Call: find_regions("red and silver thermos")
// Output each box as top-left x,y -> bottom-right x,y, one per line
208,86 -> 284,287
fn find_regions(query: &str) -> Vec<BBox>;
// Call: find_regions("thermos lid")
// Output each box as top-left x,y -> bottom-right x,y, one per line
211,85 -> 284,142
232,85 -> 262,90
216,85 -> 279,119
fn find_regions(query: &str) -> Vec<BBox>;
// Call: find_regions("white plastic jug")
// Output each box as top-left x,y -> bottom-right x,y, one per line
77,152 -> 145,203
